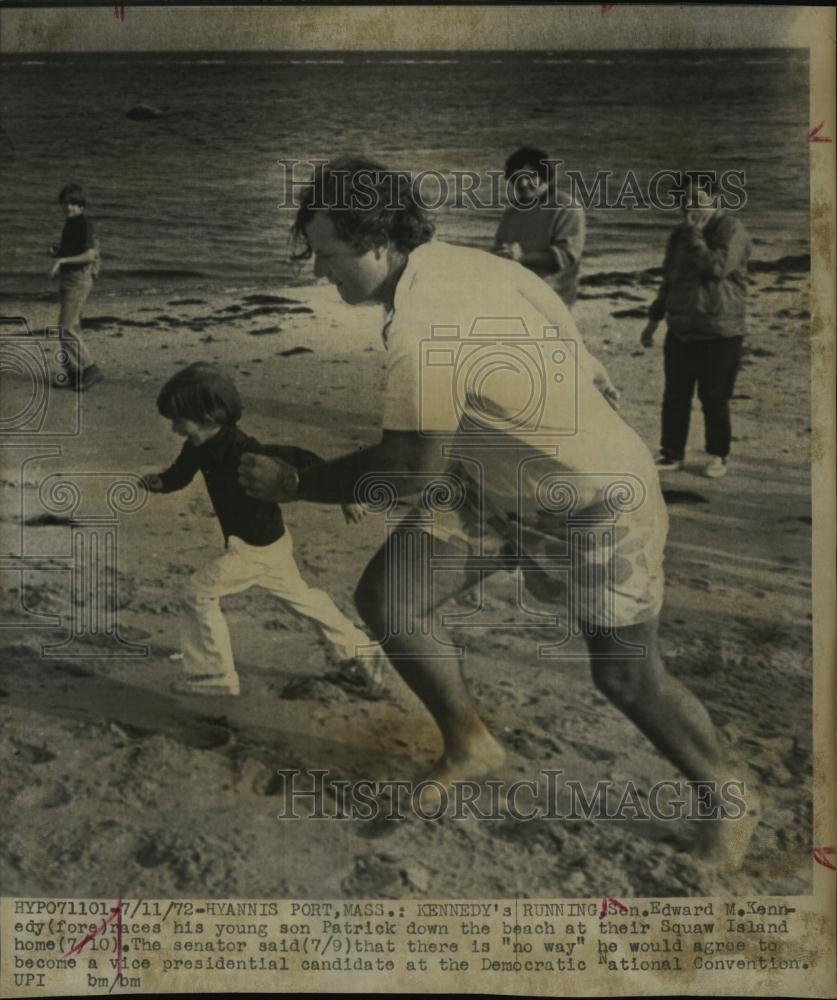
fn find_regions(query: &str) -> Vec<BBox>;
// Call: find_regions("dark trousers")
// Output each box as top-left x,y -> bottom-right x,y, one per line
661,332 -> 743,461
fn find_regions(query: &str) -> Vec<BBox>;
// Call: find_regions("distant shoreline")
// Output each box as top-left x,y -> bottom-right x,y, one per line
0,251 -> 811,311
0,48 -> 809,61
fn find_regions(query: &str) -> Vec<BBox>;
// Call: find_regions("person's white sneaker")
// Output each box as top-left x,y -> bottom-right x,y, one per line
654,451 -> 682,471
703,456 -> 728,478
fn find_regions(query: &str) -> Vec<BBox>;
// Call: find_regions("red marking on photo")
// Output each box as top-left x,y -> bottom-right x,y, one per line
60,898 -> 123,982
112,904 -> 123,992
808,122 -> 832,143
813,846 -> 836,870
599,896 -> 628,918
601,4 -> 615,13
113,6 -> 126,21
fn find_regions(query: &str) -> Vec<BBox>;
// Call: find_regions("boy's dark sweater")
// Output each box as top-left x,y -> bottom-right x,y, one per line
158,424 -> 322,546
57,215 -> 96,271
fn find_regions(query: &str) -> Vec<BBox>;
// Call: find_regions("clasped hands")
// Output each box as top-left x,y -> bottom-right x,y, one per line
494,241 -> 524,262
237,453 -> 364,524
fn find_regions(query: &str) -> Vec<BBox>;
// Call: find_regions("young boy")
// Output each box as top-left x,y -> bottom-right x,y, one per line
493,146 -> 586,307
49,184 -> 103,390
143,362 -> 382,697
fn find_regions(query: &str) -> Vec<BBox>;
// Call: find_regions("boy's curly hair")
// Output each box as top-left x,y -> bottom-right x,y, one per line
157,363 -> 242,426
504,147 -> 552,184
58,183 -> 87,207
291,157 -> 435,260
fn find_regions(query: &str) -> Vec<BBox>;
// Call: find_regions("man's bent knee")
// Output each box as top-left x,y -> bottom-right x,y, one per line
590,660 -> 663,711
354,578 -> 387,636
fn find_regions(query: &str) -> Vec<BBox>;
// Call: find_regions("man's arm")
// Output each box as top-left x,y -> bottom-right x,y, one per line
239,431 -> 454,506
686,217 -> 751,280
258,443 -> 324,470
576,341 -> 620,410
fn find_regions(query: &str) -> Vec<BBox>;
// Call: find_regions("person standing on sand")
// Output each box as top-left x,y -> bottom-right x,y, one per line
493,146 -> 586,307
239,159 -> 756,867
641,177 -> 752,479
49,184 -> 104,390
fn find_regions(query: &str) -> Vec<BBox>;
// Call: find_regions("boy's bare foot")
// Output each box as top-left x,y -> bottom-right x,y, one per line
415,729 -> 507,813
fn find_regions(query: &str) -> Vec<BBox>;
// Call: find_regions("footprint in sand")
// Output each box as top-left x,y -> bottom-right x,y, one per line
24,513 -> 73,527
135,840 -> 169,869
278,346 -> 314,357
109,720 -> 154,741
340,852 -> 429,896
15,779 -> 72,809
492,817 -> 588,864
49,660 -> 93,678
13,742 -> 56,764
280,676 -> 351,703
662,489 -> 709,504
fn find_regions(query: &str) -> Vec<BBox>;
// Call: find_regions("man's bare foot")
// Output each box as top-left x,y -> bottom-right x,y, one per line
693,784 -> 760,872
415,729 -> 507,814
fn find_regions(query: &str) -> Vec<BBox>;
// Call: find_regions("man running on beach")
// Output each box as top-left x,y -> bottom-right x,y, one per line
239,159 -> 755,867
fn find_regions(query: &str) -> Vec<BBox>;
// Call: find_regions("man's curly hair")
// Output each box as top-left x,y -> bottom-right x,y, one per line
291,158 -> 435,260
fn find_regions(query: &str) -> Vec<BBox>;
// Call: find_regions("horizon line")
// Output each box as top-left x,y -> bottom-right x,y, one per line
0,45 -> 808,55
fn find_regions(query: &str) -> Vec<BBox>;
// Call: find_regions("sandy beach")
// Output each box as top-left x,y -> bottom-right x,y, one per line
0,256 -> 813,900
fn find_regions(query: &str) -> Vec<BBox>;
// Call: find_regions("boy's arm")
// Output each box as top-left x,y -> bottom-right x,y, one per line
257,443 -> 324,470
50,248 -> 97,278
155,443 -> 200,493
51,218 -> 98,273
58,249 -> 98,265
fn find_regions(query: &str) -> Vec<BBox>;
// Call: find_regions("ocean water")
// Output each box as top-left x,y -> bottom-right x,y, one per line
0,49 -> 809,298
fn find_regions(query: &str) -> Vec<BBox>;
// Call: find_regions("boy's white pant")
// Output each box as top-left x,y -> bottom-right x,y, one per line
180,531 -> 369,681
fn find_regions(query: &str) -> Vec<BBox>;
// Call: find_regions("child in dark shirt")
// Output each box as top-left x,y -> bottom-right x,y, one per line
49,183 -> 103,390
143,362 -> 381,696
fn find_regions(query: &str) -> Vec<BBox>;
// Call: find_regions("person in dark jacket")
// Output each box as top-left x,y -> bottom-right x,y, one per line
143,363 -> 378,696
49,184 -> 103,390
494,146 -> 586,307
641,179 -> 752,478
